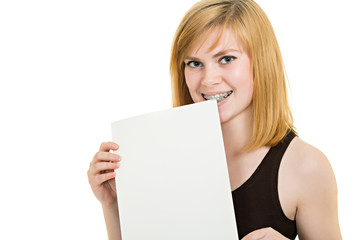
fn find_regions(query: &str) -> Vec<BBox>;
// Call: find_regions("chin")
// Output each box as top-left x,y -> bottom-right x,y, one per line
218,111 -> 231,124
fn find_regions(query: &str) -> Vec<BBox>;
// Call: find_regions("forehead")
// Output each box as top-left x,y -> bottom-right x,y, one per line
187,27 -> 243,56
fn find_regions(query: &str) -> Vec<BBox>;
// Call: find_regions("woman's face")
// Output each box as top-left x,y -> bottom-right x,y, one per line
184,28 -> 253,124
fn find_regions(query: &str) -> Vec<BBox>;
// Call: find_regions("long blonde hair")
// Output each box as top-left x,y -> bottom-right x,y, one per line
170,0 -> 296,151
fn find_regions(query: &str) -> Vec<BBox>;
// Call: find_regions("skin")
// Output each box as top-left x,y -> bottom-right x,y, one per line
88,142 -> 122,239
87,27 -> 342,240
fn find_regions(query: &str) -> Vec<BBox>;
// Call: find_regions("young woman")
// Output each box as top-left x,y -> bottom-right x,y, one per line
88,0 -> 342,239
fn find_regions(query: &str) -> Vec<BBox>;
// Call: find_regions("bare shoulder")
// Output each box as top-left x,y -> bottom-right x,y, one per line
279,136 -> 336,215
283,136 -> 341,238
285,136 -> 336,186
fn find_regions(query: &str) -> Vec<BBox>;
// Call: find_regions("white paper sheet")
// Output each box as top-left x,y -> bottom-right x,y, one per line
111,100 -> 238,240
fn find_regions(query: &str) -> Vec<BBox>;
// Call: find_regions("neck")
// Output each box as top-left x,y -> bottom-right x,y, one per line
220,104 -> 253,161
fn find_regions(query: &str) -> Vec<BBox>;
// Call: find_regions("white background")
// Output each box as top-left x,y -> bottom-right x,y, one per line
0,0 -> 358,239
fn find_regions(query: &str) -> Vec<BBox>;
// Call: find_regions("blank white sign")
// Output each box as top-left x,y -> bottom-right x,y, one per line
112,100 -> 238,240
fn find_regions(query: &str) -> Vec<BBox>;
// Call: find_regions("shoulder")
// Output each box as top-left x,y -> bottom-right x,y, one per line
285,136 -> 335,183
279,136 -> 336,213
287,137 -> 337,218
284,136 -> 337,195
283,136 -> 341,236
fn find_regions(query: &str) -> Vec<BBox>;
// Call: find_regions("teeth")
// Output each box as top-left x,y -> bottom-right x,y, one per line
203,90 -> 233,102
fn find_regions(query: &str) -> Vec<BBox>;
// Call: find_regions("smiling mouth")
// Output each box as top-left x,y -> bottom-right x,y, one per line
202,90 -> 233,102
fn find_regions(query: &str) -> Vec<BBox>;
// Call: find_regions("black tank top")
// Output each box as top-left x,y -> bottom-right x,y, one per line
232,131 -> 297,239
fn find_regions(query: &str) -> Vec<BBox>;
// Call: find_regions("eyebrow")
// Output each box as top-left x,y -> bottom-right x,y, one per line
184,49 -> 242,61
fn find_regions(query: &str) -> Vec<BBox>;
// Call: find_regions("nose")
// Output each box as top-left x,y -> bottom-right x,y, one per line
201,66 -> 222,87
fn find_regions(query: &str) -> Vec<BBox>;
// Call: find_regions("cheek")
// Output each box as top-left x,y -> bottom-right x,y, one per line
226,64 -> 252,87
184,69 -> 199,92
227,65 -> 253,101
241,74 -> 253,103
247,76 -> 254,101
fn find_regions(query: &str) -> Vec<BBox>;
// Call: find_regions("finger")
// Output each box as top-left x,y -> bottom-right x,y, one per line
241,228 -> 266,240
95,171 -> 116,185
92,152 -> 121,163
99,141 -> 119,152
91,161 -> 120,174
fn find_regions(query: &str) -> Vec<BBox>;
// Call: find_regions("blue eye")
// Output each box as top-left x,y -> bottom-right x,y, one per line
220,56 -> 236,64
186,61 -> 203,68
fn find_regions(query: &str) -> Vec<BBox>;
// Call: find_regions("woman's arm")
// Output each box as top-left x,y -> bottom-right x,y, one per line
88,142 -> 122,240
295,143 -> 342,239
102,202 -> 122,240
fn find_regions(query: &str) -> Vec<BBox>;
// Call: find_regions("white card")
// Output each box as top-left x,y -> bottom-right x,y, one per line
112,100 -> 238,240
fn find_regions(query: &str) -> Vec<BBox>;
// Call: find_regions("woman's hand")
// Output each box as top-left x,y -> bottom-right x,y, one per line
241,227 -> 290,240
87,142 -> 121,206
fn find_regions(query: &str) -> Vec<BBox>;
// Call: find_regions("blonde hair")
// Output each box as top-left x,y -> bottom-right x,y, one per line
170,0 -> 296,151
